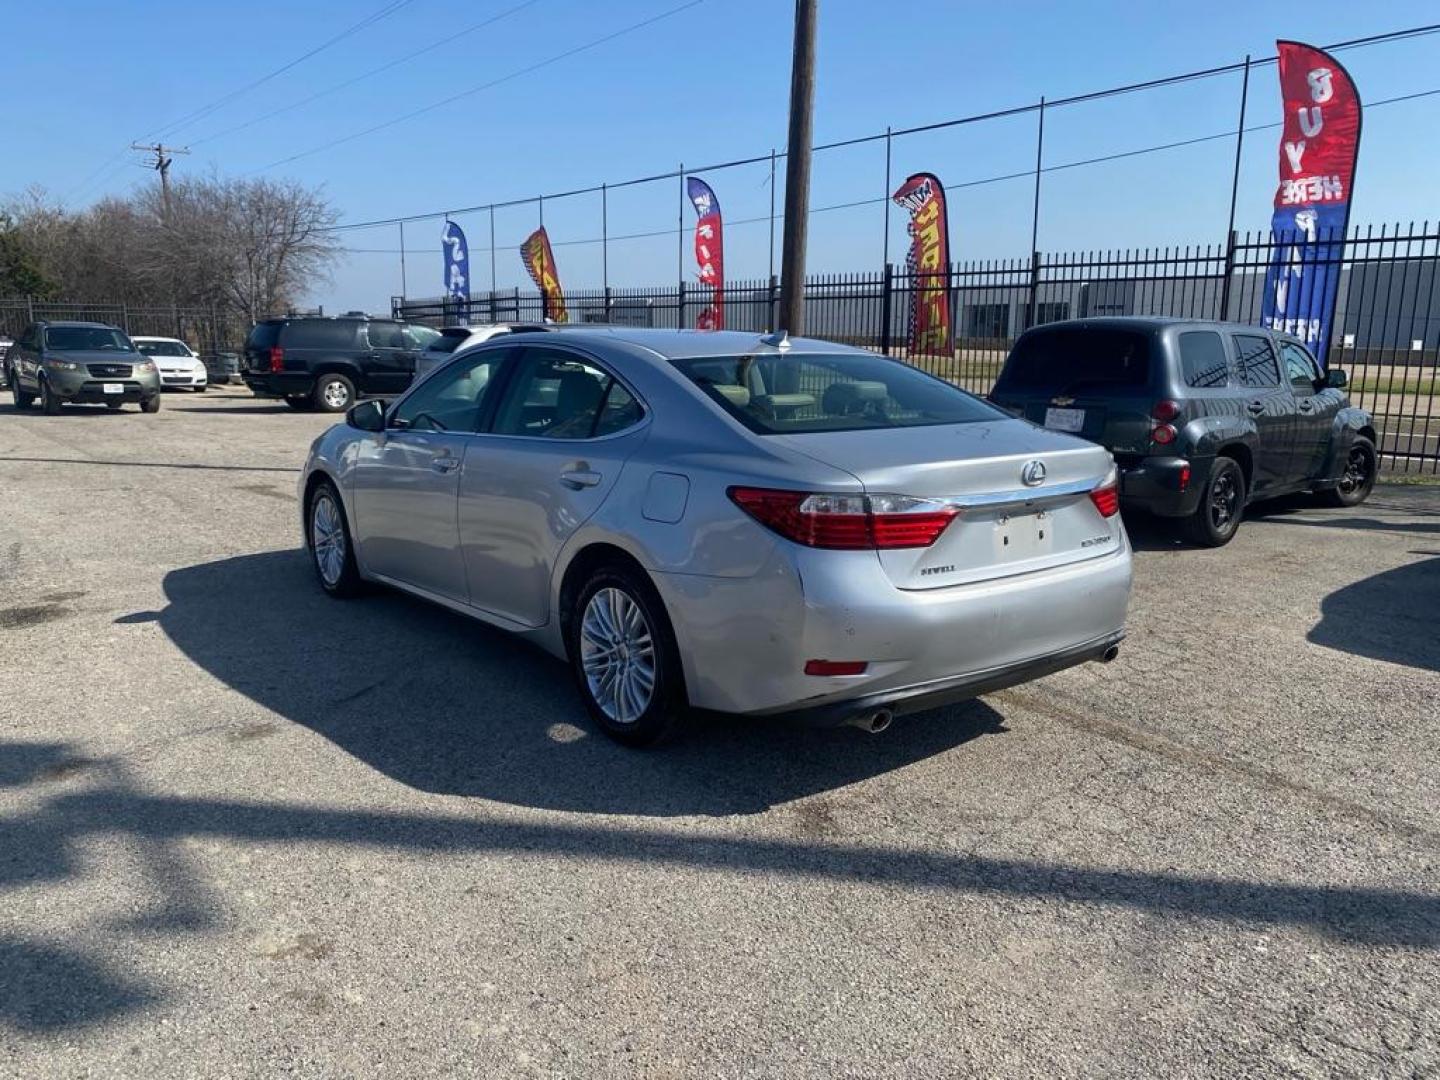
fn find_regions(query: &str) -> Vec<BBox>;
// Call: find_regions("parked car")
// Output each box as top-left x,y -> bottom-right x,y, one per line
6,320 -> 161,414
988,317 -> 1377,546
299,329 -> 1132,746
132,336 -> 208,391
242,316 -> 443,412
415,323 -> 550,380
202,351 -> 241,386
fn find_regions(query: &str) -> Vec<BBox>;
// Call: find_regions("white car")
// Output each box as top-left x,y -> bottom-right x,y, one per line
133,336 -> 208,391
414,323 -> 549,380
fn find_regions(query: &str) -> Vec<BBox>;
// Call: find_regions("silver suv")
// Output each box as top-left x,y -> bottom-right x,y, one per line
7,321 -> 162,414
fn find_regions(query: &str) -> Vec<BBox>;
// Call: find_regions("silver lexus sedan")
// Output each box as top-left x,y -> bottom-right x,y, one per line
298,328 -> 1132,746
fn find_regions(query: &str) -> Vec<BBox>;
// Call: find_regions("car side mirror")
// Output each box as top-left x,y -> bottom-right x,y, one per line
1325,368 -> 1348,389
346,399 -> 386,432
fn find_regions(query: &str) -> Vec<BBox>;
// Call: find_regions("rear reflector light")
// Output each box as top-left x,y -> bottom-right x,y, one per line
269,346 -> 285,373
1089,472 -> 1120,518
728,487 -> 958,550
804,660 -> 869,676
1151,399 -> 1181,423
1178,464 -> 1192,492
1151,423 -> 1177,446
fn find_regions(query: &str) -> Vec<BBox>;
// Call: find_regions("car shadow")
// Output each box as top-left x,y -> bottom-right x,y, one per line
1308,554 -> 1440,672
153,551 -> 1007,817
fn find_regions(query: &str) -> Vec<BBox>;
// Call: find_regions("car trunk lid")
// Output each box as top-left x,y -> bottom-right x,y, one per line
774,420 -> 1123,589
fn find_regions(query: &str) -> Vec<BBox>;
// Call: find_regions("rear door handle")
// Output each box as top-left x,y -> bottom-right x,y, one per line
431,456 -> 460,474
560,469 -> 602,489
1246,401 -> 1266,414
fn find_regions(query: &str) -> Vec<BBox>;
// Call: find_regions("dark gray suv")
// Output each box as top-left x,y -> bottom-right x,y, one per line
989,318 -> 1376,546
7,321 -> 162,414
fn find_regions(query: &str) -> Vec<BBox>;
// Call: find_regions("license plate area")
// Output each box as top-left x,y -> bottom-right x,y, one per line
103,383 -> 124,395
1044,407 -> 1084,432
992,509 -> 1055,561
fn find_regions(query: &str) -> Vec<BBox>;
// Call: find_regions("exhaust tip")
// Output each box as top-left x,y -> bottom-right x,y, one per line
844,708 -> 894,734
1102,645 -> 1121,663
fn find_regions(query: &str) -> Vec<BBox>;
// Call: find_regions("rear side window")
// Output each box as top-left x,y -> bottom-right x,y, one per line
282,320 -> 359,349
1177,331 -> 1230,389
492,349 -> 641,439
1233,334 -> 1281,388
997,328 -> 1152,393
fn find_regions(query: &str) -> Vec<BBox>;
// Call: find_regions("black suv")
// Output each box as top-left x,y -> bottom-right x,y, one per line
989,318 -> 1377,546
242,316 -> 441,412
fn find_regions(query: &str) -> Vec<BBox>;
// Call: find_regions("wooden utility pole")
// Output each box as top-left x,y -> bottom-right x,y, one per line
778,0 -> 817,334
131,142 -> 190,219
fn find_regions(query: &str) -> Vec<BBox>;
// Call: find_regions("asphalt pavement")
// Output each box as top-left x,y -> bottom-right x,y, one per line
2,387 -> 1437,1078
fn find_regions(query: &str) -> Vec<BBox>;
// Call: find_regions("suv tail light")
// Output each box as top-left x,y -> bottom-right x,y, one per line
269,346 -> 285,373
1150,399 -> 1181,423
728,487 -> 959,550
1150,399 -> 1180,446
1089,472 -> 1120,518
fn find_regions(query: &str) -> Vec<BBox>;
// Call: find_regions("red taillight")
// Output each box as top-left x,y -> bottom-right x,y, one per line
1178,464 -> 1191,492
269,346 -> 285,373
804,659 -> 869,676
1151,423 -> 1177,445
728,487 -> 958,550
1089,475 -> 1120,518
1151,399 -> 1181,423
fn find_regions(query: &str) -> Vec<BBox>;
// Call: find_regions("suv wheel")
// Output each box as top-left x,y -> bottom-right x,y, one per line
1320,436 -> 1377,507
9,369 -> 34,409
307,481 -> 363,597
1185,456 -> 1246,547
40,378 -> 61,416
141,394 -> 162,414
567,562 -> 687,748
313,374 -> 355,413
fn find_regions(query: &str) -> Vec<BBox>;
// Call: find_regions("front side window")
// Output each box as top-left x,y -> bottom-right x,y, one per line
673,350 -> 1004,435
1177,331 -> 1230,389
402,324 -> 442,350
1280,341 -> 1320,391
492,350 -> 642,439
44,326 -> 134,352
1234,334 -> 1281,388
388,349 -> 509,434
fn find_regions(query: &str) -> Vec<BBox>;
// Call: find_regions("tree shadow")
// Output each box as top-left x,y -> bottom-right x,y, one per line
155,551 -> 1007,817
1308,555 -> 1440,672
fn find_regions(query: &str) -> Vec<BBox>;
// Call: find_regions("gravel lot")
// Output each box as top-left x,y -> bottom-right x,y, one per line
2,387 -> 1438,1078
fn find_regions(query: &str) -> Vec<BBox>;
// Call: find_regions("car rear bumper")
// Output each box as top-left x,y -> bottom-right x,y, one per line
1119,455 -> 1209,517
242,372 -> 313,397
652,536 -> 1133,718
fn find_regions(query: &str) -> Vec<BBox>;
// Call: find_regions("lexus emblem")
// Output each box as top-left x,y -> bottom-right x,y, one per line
1020,460 -> 1047,487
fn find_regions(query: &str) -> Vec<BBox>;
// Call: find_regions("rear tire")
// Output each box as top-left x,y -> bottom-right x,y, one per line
566,562 -> 687,748
312,374 -> 355,413
1185,456 -> 1246,547
307,480 -> 363,598
1319,436 -> 1376,507
40,378 -> 61,415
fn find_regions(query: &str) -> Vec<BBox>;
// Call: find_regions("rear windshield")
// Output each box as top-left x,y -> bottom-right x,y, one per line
46,326 -> 133,352
670,351 -> 1005,434
247,322 -> 282,349
996,327 -> 1153,394
135,340 -> 192,357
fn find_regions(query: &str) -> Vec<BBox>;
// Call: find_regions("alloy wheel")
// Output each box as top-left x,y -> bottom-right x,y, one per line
311,493 -> 347,587
1339,444 -> 1371,495
580,587 -> 656,725
1210,471 -> 1239,531
322,380 -> 350,410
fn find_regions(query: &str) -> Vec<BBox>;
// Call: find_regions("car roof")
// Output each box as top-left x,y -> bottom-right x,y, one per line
130,335 -> 183,342
1025,316 -> 1285,336
538,326 -> 866,360
39,320 -> 122,329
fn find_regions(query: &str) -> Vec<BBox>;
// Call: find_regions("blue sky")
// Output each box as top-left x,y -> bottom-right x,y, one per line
4,0 -> 1439,312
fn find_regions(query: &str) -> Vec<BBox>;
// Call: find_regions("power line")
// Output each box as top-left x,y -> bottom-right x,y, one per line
189,0 -> 545,149
256,1 -> 702,172
318,20 -> 1440,234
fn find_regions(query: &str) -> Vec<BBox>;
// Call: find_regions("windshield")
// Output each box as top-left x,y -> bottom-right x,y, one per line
427,328 -> 471,354
46,327 -> 134,352
670,350 -> 1006,434
995,327 -> 1153,394
135,340 -> 193,357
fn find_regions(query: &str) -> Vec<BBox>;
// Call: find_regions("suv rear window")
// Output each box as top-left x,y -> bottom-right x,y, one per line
670,351 -> 1004,434
247,322 -> 282,349
1177,331 -> 1230,388
282,320 -> 361,349
997,327 -> 1153,394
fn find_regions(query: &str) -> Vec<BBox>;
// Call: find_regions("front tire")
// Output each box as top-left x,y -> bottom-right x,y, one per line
567,563 -> 687,747
40,378 -> 61,415
9,370 -> 34,409
312,374 -> 355,413
196,384 -> 208,393
140,394 -> 161,414
307,480 -> 363,598
1319,436 -> 1377,507
1185,456 -> 1246,547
